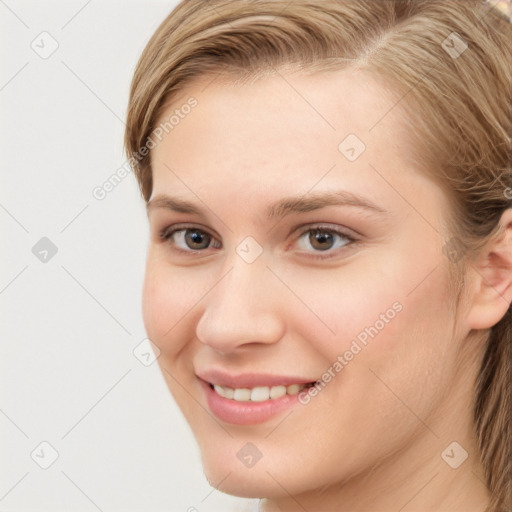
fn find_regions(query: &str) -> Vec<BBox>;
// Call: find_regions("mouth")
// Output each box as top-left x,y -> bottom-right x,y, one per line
196,372 -> 319,425
208,381 -> 316,402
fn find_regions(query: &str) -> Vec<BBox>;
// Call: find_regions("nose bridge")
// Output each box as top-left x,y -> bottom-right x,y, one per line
220,260 -> 262,313
196,251 -> 284,352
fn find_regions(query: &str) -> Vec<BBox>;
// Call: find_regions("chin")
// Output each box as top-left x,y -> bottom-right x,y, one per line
203,464 -> 285,499
198,444 -> 285,499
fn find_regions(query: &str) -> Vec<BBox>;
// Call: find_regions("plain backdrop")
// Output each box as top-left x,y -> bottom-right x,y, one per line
1,1 -> 256,510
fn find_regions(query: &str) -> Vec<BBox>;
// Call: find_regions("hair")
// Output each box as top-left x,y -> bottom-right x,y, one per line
124,1 -> 512,509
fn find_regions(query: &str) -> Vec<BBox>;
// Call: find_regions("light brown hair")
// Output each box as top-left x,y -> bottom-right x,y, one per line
124,1 -> 512,509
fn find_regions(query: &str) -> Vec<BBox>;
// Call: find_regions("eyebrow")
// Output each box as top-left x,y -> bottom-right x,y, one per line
147,190 -> 390,219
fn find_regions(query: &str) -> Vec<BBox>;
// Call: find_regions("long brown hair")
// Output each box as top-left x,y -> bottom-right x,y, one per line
124,1 -> 512,509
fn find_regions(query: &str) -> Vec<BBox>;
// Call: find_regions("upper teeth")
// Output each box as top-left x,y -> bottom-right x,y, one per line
213,384 -> 307,402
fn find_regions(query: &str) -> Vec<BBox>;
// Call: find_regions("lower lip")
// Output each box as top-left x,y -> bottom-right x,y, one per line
200,379 -> 303,426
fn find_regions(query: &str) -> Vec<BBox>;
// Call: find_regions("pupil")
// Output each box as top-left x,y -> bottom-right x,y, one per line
186,230 -> 209,249
309,230 -> 333,251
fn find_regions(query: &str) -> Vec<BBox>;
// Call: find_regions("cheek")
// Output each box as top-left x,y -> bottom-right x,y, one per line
283,252 -> 455,396
275,256 -> 411,358
141,257 -> 198,353
336,263 -> 455,419
275,261 -> 456,471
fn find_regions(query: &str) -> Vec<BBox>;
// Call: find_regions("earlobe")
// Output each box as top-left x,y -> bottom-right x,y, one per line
467,208 -> 512,331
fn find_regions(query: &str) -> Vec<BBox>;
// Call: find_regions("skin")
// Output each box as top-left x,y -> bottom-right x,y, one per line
142,68 -> 512,511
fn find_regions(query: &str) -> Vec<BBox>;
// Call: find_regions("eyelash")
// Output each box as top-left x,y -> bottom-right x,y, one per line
158,223 -> 358,261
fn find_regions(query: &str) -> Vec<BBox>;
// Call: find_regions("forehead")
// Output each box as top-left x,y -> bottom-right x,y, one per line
152,68 -> 402,160
149,68 -> 427,209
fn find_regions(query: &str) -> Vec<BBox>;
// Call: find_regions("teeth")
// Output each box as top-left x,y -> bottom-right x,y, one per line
251,386 -> 270,402
213,383 -> 307,402
233,388 -> 251,401
270,385 -> 286,399
286,384 -> 301,395
223,386 -> 234,399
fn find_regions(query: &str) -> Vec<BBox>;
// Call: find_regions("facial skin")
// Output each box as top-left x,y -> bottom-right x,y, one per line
143,68 -> 496,511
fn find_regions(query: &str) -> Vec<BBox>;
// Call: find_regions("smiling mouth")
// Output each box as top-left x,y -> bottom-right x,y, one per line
208,382 -> 317,402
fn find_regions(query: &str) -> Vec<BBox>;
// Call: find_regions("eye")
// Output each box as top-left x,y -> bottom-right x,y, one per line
159,225 -> 221,252
295,225 -> 356,258
158,223 -> 357,259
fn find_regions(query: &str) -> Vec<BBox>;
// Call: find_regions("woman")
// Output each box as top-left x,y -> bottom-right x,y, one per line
124,1 -> 512,510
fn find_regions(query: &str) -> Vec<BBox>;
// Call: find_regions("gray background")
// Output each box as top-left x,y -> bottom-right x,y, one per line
1,1 -> 255,510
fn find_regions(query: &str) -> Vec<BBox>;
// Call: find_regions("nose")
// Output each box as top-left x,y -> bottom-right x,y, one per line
195,257 -> 285,354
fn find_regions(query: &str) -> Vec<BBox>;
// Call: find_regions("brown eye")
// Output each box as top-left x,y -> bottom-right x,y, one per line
160,226 -> 220,252
308,230 -> 335,251
183,229 -> 211,250
294,225 -> 356,260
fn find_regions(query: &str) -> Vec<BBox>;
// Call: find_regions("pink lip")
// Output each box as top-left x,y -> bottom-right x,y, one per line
196,370 -> 317,425
196,369 -> 315,388
199,379 -> 306,425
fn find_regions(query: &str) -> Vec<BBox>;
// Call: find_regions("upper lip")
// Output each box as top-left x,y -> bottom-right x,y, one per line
196,369 -> 316,388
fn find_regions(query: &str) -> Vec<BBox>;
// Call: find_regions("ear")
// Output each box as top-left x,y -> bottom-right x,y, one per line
466,208 -> 512,330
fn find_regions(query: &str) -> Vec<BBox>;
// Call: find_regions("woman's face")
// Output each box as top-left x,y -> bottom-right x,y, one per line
143,69 -> 481,506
